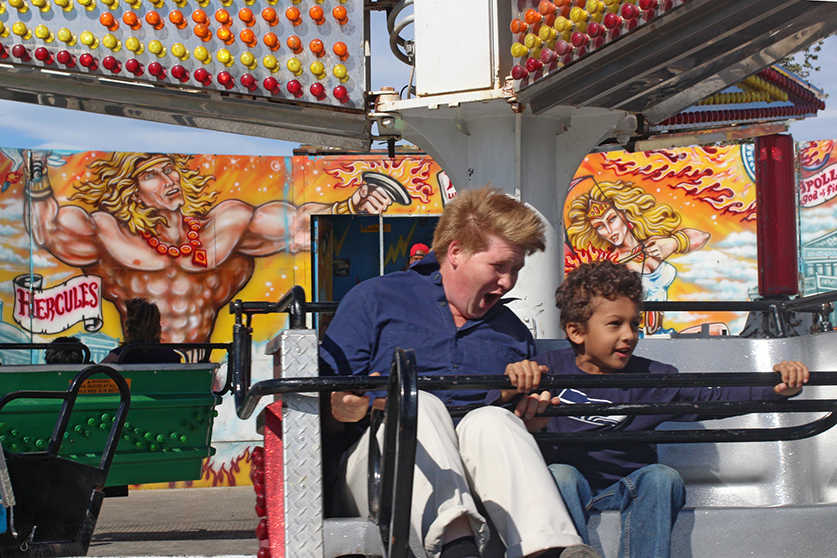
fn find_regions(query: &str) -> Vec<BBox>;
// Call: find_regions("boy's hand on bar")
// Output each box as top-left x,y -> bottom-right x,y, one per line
773,360 -> 810,397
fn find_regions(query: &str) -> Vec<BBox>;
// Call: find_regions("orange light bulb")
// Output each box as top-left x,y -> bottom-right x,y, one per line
194,23 -> 211,41
123,11 -> 141,30
238,8 -> 255,26
263,32 -> 279,50
214,9 -> 230,25
286,34 -> 302,53
332,5 -> 348,24
100,12 -> 119,31
261,7 -> 278,26
216,26 -> 234,44
309,38 -> 324,57
285,6 -> 301,25
309,5 -> 325,24
169,10 -> 187,28
145,11 -> 164,30
240,28 -> 256,47
333,41 -> 348,60
192,9 -> 208,24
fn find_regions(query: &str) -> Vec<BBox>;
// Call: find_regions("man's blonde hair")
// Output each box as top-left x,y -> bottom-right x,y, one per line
432,187 -> 545,262
71,152 -> 217,234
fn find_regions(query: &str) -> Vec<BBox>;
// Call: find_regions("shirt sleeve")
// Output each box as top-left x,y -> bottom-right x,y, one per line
318,283 -> 378,377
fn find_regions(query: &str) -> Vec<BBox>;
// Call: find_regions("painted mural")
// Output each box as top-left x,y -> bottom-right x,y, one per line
798,139 -> 837,305
0,148 -> 450,487
564,145 -> 760,336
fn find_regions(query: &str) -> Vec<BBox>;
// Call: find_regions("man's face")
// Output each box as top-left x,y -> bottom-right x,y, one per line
136,160 -> 183,212
591,208 -> 629,247
567,295 -> 640,374
444,235 -> 524,321
409,249 -> 427,265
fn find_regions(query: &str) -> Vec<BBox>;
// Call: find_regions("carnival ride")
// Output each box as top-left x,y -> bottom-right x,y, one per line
0,0 -> 837,557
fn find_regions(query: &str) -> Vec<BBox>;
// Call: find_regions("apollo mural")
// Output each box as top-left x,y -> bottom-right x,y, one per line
564,144 -> 760,336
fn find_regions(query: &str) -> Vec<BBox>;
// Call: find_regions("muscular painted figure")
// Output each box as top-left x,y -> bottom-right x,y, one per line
24,151 -> 393,342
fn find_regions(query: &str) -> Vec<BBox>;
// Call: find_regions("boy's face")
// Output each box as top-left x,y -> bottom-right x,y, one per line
566,295 -> 641,374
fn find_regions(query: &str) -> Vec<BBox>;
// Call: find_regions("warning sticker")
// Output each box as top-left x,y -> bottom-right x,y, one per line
75,378 -> 132,395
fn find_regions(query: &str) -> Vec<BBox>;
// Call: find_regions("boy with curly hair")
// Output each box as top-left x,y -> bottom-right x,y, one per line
503,261 -> 809,558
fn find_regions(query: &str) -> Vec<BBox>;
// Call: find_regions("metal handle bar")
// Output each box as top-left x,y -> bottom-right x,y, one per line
224,371 -> 837,396
0,342 -> 91,364
0,365 -> 131,472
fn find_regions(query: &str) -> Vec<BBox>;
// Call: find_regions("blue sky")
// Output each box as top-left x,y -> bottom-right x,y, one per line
0,16 -> 833,155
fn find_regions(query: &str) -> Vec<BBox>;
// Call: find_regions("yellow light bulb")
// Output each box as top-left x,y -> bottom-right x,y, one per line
102,33 -> 120,51
12,22 -> 29,38
333,64 -> 348,81
54,0 -> 72,10
310,60 -> 325,78
78,0 -> 95,9
240,51 -> 256,68
57,27 -> 75,44
80,31 -> 97,48
32,0 -> 50,11
101,0 -> 117,6
287,57 -> 302,75
216,48 -> 232,65
34,24 -> 52,41
148,39 -> 165,57
262,54 -> 278,71
171,43 -> 188,60
9,0 -> 27,12
193,45 -> 210,63
125,36 -> 142,53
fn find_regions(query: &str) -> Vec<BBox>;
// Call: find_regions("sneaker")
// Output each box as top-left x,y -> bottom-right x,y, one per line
559,544 -> 602,558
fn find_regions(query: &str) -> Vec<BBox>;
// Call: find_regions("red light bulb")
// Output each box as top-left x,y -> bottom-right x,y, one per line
149,61 -> 165,79
56,50 -> 75,67
240,73 -> 258,91
554,40 -> 572,55
571,32 -> 589,47
193,67 -> 212,85
217,71 -> 235,89
525,57 -> 543,73
171,64 -> 189,82
621,3 -> 639,19
103,55 -> 121,73
511,64 -> 529,80
603,13 -> 622,29
11,44 -> 30,61
126,58 -> 144,76
639,0 -> 657,10
333,85 -> 349,103
586,22 -> 603,37
310,82 -> 326,99
287,79 -> 303,97
79,53 -> 97,69
34,47 -> 52,63
263,76 -> 280,94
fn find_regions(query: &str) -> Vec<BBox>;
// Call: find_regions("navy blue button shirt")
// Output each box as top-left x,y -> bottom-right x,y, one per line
319,252 -> 535,408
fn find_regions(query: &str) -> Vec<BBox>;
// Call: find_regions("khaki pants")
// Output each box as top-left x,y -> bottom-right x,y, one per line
335,391 -> 582,558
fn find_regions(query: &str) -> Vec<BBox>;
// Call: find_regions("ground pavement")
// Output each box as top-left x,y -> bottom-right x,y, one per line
88,486 -> 258,557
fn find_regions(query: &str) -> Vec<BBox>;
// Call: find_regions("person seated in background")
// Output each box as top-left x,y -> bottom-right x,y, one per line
407,242 -> 430,268
506,261 -> 809,558
102,298 -> 181,364
45,336 -> 88,364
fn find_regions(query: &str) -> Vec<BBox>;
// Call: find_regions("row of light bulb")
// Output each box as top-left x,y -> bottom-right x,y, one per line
4,0 -> 347,12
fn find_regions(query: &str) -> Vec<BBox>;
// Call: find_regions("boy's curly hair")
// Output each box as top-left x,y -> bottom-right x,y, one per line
556,261 -> 643,329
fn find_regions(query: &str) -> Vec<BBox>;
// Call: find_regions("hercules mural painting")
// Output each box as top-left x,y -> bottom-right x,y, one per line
24,151 -> 393,343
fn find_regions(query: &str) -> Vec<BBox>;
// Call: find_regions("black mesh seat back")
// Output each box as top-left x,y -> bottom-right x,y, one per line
6,452 -> 105,544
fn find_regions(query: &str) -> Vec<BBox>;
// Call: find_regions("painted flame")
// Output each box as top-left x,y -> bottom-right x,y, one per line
799,140 -> 834,172
325,158 -> 435,204
564,246 -> 617,274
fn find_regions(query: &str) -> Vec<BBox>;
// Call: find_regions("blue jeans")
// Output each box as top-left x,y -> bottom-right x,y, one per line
548,463 -> 685,558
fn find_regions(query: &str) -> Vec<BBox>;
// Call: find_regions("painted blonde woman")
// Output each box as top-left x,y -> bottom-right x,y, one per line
566,180 -> 709,334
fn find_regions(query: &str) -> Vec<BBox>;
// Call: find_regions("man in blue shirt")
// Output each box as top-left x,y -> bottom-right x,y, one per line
320,188 -> 598,558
